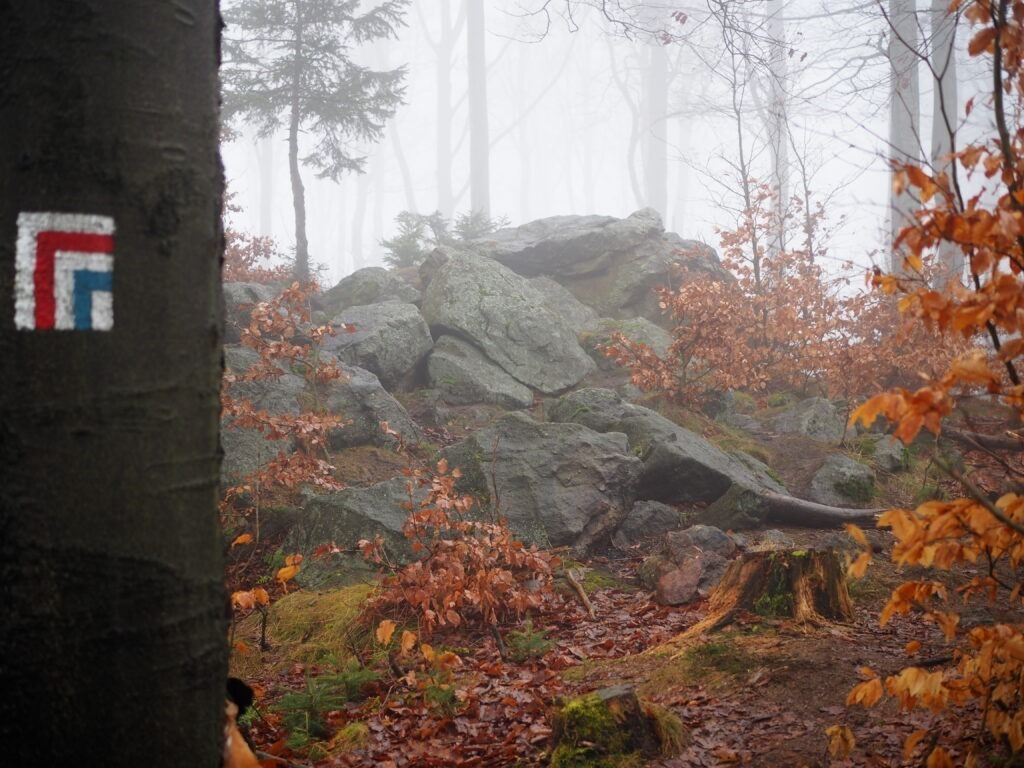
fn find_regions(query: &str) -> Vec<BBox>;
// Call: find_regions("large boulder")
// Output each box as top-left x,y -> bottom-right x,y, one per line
547,388 -> 784,504
527,275 -> 600,334
427,335 -> 534,409
223,282 -> 280,343
316,266 -> 420,317
284,477 -> 424,588
220,345 -> 303,485
611,500 -> 681,549
322,302 -> 433,389
809,455 -> 877,507
770,397 -> 846,442
322,359 -> 423,449
419,249 -> 595,394
441,412 -> 643,551
471,208 -> 724,320
579,316 -> 673,371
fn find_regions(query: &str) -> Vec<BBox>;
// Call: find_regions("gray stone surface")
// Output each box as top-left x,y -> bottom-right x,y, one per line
471,208 -> 724,320
869,436 -> 909,472
527,275 -> 600,333
665,525 -> 737,560
323,359 -> 422,449
441,412 -> 643,551
611,500 -> 682,549
420,249 -> 595,393
223,282 -> 280,343
427,335 -> 534,409
547,388 -> 785,504
809,454 -> 877,507
220,346 -> 304,485
285,477 -> 426,588
770,397 -> 846,442
322,302 -> 433,389
317,266 -> 420,317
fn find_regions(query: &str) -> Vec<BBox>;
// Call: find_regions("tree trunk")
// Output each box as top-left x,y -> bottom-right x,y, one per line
691,550 -> 855,634
466,0 -> 490,216
888,0 -> 922,273
930,0 -> 962,284
289,96 -> 310,282
643,42 -> 668,219
258,134 -> 275,237
767,0 -> 789,257
0,3 -> 226,765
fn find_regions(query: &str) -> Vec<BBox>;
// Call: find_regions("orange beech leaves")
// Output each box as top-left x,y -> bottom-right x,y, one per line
359,459 -> 560,634
844,1 -> 1024,764
604,183 -> 957,406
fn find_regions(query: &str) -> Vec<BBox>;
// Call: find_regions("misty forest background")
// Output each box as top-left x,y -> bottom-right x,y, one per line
222,0 -> 976,287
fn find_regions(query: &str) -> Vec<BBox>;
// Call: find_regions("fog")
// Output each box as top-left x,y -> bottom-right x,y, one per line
222,1 -> 987,287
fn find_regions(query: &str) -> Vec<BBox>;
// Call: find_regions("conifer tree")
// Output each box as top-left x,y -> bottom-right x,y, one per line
222,0 -> 409,281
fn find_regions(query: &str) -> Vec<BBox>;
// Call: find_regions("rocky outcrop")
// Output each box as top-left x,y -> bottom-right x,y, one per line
770,397 -> 846,442
285,477 -> 425,588
323,359 -> 422,449
639,525 -> 736,605
472,208 -> 724,320
322,302 -> 433,389
547,388 -> 783,503
420,249 -> 595,394
527,275 -> 600,333
441,412 -> 643,551
427,335 -> 534,409
809,454 -> 876,507
221,346 -> 302,485
316,266 -> 420,317
610,500 -> 682,548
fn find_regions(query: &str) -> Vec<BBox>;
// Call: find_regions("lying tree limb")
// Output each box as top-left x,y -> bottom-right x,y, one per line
944,426 -> 1024,453
761,491 -> 884,527
702,484 -> 883,530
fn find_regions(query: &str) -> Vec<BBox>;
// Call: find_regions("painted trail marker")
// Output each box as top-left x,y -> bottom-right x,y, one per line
15,212 -> 115,331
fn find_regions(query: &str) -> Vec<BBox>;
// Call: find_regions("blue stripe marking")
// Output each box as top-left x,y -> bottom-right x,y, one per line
73,270 -> 112,330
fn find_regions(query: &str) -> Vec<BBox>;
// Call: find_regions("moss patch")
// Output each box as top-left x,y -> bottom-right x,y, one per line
267,584 -> 374,663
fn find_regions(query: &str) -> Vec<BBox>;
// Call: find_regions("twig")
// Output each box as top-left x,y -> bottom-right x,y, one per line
563,568 -> 596,618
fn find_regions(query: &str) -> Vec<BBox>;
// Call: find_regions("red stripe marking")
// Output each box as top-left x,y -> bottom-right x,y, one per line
33,231 -> 113,329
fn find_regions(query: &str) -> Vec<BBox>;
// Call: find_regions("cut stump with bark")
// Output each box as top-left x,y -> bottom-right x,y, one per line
688,549 -> 854,634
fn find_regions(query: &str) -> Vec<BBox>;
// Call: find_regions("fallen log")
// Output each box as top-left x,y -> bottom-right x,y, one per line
700,484 -> 882,530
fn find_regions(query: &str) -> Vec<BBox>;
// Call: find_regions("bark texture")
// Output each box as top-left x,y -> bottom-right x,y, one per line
689,550 -> 855,634
0,3 -> 226,765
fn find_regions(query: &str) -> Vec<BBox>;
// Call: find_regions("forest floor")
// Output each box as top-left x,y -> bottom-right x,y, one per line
225,402 -> 1023,768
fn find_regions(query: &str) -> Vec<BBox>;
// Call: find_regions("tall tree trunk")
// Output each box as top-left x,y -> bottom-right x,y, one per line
767,0 -> 789,256
258,134 -> 275,237
466,0 -> 490,216
435,0 -> 462,217
888,0 -> 922,273
289,0 -> 310,282
930,0 -> 962,284
643,42 -> 669,219
289,99 -> 310,282
352,170 -> 370,271
0,3 -> 226,765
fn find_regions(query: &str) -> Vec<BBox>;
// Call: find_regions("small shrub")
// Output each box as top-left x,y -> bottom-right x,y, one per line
506,618 -> 554,662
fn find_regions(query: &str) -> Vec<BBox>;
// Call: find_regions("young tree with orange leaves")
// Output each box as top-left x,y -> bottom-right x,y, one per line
845,1 -> 1024,763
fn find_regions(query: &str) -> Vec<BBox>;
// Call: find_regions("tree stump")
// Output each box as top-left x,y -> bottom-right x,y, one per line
690,549 -> 854,634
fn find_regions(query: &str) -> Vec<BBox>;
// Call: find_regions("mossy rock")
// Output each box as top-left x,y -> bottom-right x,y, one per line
550,686 -> 685,767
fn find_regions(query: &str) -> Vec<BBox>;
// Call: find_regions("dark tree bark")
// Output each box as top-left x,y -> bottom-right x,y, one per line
0,3 -> 226,765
